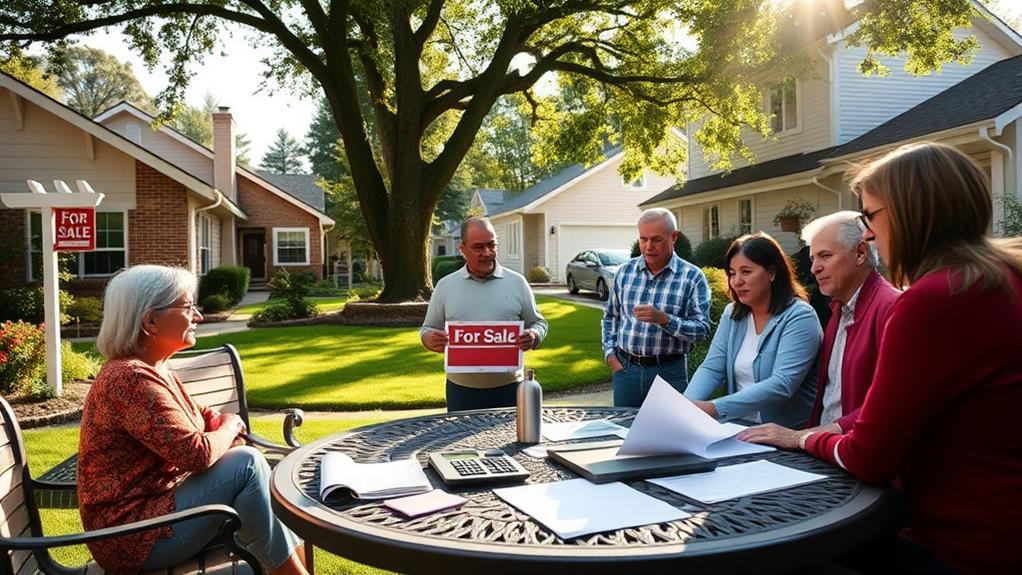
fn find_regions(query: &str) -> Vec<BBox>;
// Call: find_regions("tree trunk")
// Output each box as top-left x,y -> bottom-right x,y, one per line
375,212 -> 433,302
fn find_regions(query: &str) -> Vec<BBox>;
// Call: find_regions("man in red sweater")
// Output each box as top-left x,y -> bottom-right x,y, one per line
801,211 -> 900,433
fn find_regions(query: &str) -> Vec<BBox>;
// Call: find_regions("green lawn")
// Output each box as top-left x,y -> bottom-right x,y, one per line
231,296 -> 348,319
175,296 -> 604,411
25,415 -> 400,574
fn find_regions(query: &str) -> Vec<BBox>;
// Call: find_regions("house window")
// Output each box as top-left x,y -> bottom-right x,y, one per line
29,211 -> 127,280
437,245 -> 447,256
739,199 -> 753,235
768,78 -> 798,133
506,222 -> 521,258
125,123 -> 142,144
197,212 -> 212,275
702,205 -> 720,240
622,174 -> 645,189
273,227 -> 310,266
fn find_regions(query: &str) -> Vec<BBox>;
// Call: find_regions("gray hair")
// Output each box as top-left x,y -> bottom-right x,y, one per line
801,210 -> 879,268
96,265 -> 197,359
460,216 -> 493,242
638,208 -> 678,232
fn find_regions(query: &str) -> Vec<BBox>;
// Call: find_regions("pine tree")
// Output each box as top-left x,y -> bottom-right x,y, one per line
304,96 -> 344,181
260,128 -> 303,173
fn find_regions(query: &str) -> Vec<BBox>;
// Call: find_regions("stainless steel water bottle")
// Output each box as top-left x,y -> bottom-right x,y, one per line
516,368 -> 542,444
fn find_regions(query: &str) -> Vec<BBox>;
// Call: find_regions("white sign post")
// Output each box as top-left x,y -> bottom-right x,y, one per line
0,180 -> 104,397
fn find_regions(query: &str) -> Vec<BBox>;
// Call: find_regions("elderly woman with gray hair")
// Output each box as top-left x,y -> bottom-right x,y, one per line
738,211 -> 900,447
78,265 -> 308,575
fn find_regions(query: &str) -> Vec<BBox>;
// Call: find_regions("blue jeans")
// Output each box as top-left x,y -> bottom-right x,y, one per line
446,380 -> 519,412
142,446 -> 300,573
612,352 -> 688,407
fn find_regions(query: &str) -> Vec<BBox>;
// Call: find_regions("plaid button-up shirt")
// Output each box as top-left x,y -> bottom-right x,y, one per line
601,253 -> 711,358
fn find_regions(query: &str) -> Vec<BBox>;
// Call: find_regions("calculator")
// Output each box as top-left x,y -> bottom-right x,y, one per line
428,450 -> 530,485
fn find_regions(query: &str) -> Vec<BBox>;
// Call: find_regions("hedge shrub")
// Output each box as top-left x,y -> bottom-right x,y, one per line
692,237 -> 735,269
200,293 -> 232,314
434,260 -> 464,283
431,255 -> 464,280
198,266 -> 250,305
66,296 -> 103,323
0,287 -> 74,324
526,266 -> 551,283
686,266 -> 732,381
255,270 -> 318,322
0,321 -> 45,394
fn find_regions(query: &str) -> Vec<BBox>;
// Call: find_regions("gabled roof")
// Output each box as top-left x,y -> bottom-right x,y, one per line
255,171 -> 326,212
644,54 -> 1022,205
475,188 -> 508,214
488,145 -> 624,217
93,102 -> 333,225
0,72 -> 246,218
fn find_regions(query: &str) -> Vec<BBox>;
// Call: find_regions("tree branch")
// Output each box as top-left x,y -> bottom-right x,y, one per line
413,0 -> 445,48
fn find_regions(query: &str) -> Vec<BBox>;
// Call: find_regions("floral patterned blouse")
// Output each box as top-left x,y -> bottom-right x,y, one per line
77,358 -> 238,574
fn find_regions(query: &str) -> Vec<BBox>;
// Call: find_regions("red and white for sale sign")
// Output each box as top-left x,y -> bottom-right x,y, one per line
444,321 -> 524,373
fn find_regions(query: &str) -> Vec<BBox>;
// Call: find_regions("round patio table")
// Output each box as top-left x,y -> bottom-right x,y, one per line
270,407 -> 889,575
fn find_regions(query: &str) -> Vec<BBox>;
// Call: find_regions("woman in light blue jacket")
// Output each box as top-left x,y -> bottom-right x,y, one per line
685,233 -> 822,428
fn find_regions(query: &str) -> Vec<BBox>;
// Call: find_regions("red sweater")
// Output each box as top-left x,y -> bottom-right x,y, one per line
806,268 -> 1022,574
808,271 -> 900,431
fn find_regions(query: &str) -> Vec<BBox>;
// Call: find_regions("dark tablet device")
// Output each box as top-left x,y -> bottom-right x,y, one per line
548,446 -> 717,484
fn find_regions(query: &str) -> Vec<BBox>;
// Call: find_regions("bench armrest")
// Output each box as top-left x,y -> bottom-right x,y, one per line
245,408 -> 304,450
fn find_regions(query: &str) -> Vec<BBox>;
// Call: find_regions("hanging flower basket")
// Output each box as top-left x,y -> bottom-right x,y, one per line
772,198 -> 817,233
778,216 -> 800,232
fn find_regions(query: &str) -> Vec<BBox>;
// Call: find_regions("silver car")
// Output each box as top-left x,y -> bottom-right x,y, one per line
565,249 -> 631,300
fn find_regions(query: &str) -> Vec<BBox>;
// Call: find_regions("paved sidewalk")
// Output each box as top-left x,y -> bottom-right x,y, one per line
195,290 -> 269,337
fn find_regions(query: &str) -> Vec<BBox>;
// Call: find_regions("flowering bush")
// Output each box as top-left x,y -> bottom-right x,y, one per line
0,321 -> 46,395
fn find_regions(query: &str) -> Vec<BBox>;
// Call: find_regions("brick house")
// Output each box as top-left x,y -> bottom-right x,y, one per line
0,71 -> 334,294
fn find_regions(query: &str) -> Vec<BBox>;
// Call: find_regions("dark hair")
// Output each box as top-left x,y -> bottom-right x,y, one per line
725,232 -> 807,320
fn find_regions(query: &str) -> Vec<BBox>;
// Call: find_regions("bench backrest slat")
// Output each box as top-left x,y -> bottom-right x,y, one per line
168,345 -> 249,427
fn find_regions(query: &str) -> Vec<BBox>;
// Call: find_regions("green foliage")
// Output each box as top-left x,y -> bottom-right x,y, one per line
61,340 -> 100,384
526,266 -> 551,283
772,198 -> 818,226
0,286 -> 73,325
304,96 -> 345,182
1,50 -> 61,98
199,293 -> 232,314
47,45 -> 154,117
693,237 -> 736,270
198,266 -> 250,305
65,296 -> 103,323
433,260 -> 464,283
675,233 -> 694,263
257,270 -> 318,321
998,194 -> 1022,237
687,267 -> 731,378
260,128 -> 303,174
431,255 -> 465,281
0,321 -> 45,394
630,239 -> 640,258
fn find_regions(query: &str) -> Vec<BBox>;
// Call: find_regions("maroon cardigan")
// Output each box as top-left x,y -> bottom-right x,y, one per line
808,270 -> 900,431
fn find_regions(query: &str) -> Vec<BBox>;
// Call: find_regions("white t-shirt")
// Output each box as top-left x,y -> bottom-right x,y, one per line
733,320 -> 762,422
822,286 -> 862,425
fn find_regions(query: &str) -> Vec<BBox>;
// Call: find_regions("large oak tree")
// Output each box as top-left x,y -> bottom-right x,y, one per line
0,0 -> 979,301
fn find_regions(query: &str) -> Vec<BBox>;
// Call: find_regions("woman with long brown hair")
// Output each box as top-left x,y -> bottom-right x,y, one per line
741,142 -> 1022,574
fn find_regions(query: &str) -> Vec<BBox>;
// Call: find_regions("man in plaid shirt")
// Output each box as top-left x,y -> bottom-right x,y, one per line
602,208 -> 711,407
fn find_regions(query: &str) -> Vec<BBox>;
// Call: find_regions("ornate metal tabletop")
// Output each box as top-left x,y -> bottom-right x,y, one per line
270,407 -> 889,575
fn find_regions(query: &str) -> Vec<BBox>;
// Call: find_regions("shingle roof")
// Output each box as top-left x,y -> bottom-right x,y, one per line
642,54 -> 1022,206
476,188 -> 508,213
488,146 -> 623,217
254,171 -> 327,212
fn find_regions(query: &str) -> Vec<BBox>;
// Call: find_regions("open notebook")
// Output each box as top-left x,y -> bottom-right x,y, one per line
319,452 -> 432,500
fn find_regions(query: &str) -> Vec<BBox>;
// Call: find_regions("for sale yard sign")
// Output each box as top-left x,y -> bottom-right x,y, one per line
445,321 -> 524,373
53,207 -> 95,251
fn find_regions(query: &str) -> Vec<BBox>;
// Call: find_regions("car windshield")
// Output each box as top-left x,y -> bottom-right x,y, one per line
597,250 -> 630,266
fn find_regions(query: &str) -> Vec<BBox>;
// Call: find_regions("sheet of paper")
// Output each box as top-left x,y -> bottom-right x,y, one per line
648,460 -> 828,504
542,420 -> 629,442
384,489 -> 467,518
494,478 -> 689,539
522,439 -> 625,459
617,376 -> 774,459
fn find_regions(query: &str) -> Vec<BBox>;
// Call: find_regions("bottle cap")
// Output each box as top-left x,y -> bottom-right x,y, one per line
524,368 -> 535,380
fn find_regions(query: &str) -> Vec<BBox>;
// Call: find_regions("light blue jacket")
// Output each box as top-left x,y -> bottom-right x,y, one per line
684,299 -> 822,428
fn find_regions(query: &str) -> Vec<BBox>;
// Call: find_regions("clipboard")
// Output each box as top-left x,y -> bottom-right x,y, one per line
548,446 -> 717,484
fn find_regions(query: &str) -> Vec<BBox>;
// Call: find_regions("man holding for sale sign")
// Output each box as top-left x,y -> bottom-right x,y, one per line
420,217 -> 548,411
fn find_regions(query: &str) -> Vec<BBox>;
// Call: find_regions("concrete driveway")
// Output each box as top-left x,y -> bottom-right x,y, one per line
532,285 -> 607,309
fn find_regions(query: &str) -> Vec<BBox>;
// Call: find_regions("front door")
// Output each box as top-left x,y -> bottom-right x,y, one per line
241,231 -> 266,280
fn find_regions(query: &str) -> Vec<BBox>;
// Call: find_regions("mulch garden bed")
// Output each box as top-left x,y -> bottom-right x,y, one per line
7,381 -> 91,429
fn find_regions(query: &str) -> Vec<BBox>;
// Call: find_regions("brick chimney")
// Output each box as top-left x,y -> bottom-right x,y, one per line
212,106 -> 236,201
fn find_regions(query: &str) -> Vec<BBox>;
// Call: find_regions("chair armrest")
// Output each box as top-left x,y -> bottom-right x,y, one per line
31,478 -> 76,492
0,504 -> 240,551
245,408 -> 304,450
243,432 -> 293,454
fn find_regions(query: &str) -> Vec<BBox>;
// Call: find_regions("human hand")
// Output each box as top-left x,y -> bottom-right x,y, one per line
691,400 -> 718,418
421,328 -> 448,352
606,354 -> 625,373
519,329 -> 538,350
633,304 -> 669,326
221,413 -> 247,436
736,423 -> 801,450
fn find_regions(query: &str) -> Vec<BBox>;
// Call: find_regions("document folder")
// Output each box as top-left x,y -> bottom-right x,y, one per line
548,446 -> 717,484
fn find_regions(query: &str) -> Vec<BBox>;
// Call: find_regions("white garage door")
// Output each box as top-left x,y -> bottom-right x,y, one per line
556,224 -> 637,282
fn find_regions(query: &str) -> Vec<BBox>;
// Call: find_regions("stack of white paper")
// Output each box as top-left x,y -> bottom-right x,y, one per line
319,452 -> 432,500
617,376 -> 775,460
542,420 -> 629,442
493,478 -> 689,539
648,460 -> 828,503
